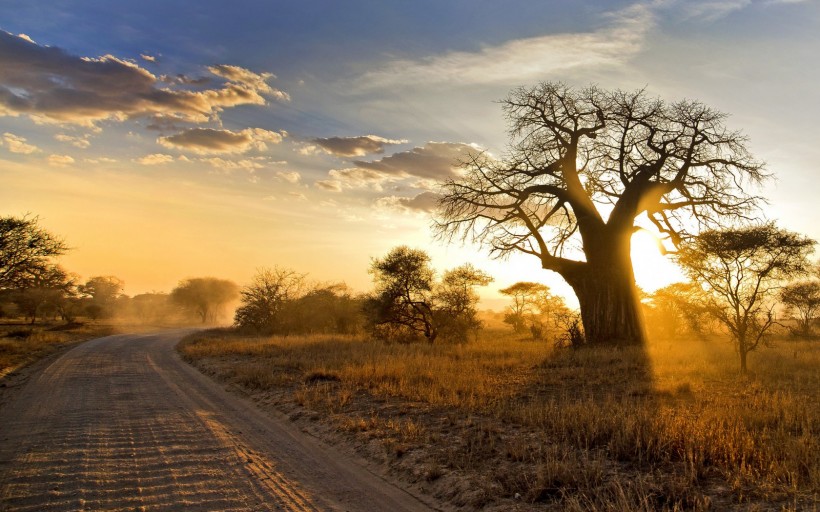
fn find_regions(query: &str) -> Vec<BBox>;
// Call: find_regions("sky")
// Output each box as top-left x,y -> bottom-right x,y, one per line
1,0 -> 818,307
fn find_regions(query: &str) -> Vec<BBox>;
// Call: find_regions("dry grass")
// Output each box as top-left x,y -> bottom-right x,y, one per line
179,328 -> 820,511
0,321 -> 121,379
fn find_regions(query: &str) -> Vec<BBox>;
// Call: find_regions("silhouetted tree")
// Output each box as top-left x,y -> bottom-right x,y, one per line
171,277 -> 239,324
434,264 -> 493,342
127,292 -> 172,324
678,224 -> 814,373
234,267 -> 305,334
1,215 -> 68,291
366,246 -> 437,343
644,282 -> 713,339
291,283 -> 364,335
436,83 -> 766,345
78,275 -> 124,319
11,265 -> 76,323
499,282 -> 549,334
780,280 -> 820,336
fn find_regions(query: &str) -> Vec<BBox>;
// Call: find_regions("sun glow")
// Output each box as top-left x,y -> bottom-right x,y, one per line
630,229 -> 684,293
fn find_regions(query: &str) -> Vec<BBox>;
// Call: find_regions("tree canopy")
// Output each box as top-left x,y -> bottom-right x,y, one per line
1,215 -> 68,291
678,224 -> 814,372
170,277 -> 239,324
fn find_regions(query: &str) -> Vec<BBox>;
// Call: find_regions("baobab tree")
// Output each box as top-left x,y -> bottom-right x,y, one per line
436,82 -> 766,345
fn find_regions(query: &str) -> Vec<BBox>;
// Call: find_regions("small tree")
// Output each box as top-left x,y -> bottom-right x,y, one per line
499,282 -> 548,334
171,277 -> 239,324
291,283 -> 364,335
11,265 -> 76,324
78,275 -> 124,319
678,224 -> 814,373
234,268 -> 305,334
780,280 -> 820,336
644,281 -> 713,339
435,264 -> 493,342
365,246 -> 437,343
1,215 -> 68,291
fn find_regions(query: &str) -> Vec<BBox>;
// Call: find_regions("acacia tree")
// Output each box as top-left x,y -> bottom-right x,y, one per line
11,265 -> 76,323
499,282 -> 549,333
365,246 -> 437,342
436,83 -> 765,345
78,275 -> 124,319
233,267 -> 305,334
366,248 -> 492,343
780,280 -> 820,336
645,281 -> 713,338
171,277 -> 239,324
435,264 -> 493,342
678,224 -> 814,373
1,215 -> 68,291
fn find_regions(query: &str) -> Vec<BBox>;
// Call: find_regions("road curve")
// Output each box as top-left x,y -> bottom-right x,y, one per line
0,331 -> 436,511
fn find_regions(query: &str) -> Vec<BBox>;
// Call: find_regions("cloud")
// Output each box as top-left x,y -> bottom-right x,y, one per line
48,154 -> 74,166
679,0 -> 752,21
160,74 -> 211,86
134,153 -> 174,165
312,135 -> 407,157
315,179 -> 343,192
208,64 -> 290,101
140,54 -> 156,62
2,132 -> 39,154
353,142 -> 477,181
158,127 -> 286,154
358,4 -> 653,88
199,157 -> 265,172
55,133 -> 91,148
276,170 -> 301,183
84,157 -> 117,164
324,167 -> 397,191
376,191 -> 442,213
0,31 -> 288,126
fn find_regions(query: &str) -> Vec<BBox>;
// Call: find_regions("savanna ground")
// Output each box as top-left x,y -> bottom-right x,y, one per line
179,322 -> 819,512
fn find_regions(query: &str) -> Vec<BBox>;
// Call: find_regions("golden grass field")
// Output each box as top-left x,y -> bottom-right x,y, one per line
0,322 -> 118,380
178,324 -> 819,511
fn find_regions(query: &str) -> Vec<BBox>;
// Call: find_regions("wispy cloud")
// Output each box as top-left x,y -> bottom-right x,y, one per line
134,153 -> 175,165
315,179 -> 343,192
199,156 -> 266,172
158,127 -> 286,154
2,132 -> 39,154
276,170 -> 301,183
678,0 -> 752,21
312,135 -> 407,157
47,154 -> 74,166
0,31 -> 288,126
353,142 -> 477,181
208,65 -> 290,101
358,4 -> 654,88
55,133 -> 91,149
376,191 -> 442,214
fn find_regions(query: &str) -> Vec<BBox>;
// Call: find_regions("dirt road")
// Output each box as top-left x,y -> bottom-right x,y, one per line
0,331 -> 437,511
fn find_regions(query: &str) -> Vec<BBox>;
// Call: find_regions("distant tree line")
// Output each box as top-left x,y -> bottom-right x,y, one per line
4,214 -> 818,374
0,215 -> 242,325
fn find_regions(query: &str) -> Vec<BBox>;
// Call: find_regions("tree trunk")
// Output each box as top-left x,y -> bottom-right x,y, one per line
739,343 -> 748,374
565,235 -> 647,346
